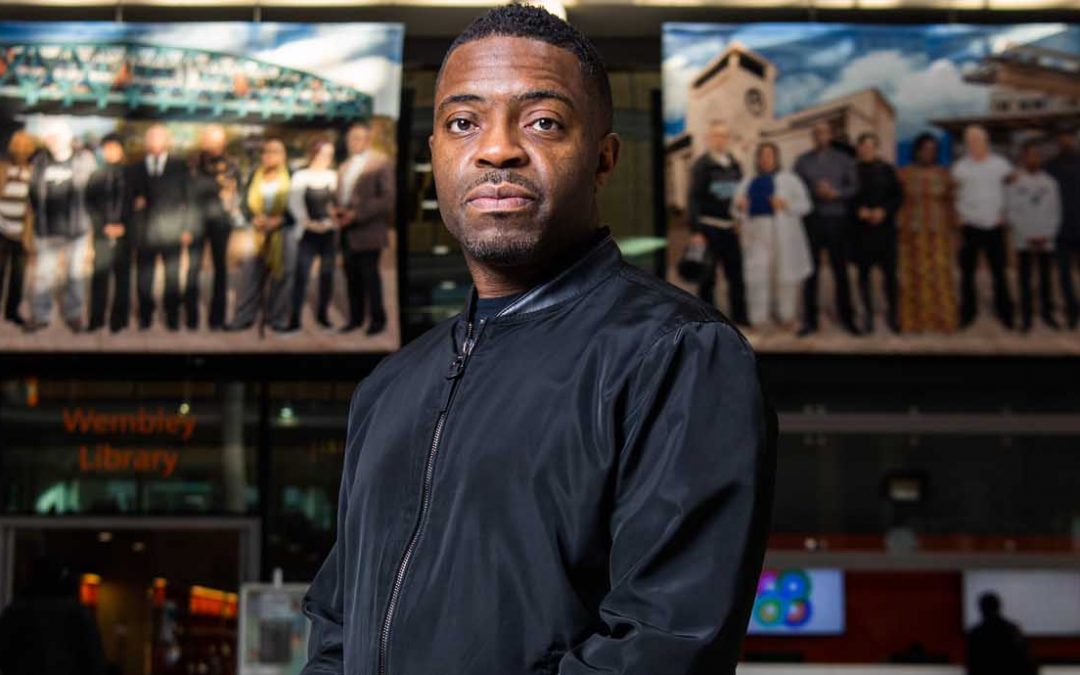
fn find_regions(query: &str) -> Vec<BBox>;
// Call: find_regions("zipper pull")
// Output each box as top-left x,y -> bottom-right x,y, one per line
446,353 -> 466,380
446,319 -> 484,380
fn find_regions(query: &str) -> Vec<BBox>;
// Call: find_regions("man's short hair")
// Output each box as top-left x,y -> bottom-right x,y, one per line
438,3 -> 613,134
857,132 -> 878,147
101,132 -> 125,147
349,119 -> 372,132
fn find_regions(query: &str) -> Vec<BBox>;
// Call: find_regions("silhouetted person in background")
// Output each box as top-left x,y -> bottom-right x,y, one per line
0,557 -> 107,675
967,592 -> 1036,675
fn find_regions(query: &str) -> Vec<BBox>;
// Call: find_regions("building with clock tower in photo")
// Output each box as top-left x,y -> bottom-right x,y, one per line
665,43 -> 897,211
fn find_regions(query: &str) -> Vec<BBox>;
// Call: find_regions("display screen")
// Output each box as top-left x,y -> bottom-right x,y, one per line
748,568 -> 846,635
0,21 -> 403,352
663,22 -> 1080,355
964,570 -> 1080,636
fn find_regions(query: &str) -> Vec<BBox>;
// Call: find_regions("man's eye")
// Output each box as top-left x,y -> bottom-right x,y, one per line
448,118 -> 474,133
529,118 -> 560,132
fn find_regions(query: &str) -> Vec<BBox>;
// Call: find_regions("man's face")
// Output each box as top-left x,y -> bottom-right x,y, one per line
430,36 -> 618,267
812,123 -> 831,150
707,125 -> 729,154
201,126 -> 227,156
347,126 -> 371,155
44,131 -> 71,159
102,141 -> 124,165
857,138 -> 878,163
964,127 -> 989,160
1022,146 -> 1041,172
145,126 -> 168,155
1059,131 -> 1077,153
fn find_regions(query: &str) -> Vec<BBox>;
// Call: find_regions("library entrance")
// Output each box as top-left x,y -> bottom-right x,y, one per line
0,517 -> 259,675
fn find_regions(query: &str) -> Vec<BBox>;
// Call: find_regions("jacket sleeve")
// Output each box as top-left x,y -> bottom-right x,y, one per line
558,320 -> 776,675
1048,177 -> 1062,239
687,157 -> 705,232
85,170 -> 107,233
838,155 -> 859,202
351,157 -> 395,224
301,385 -> 366,675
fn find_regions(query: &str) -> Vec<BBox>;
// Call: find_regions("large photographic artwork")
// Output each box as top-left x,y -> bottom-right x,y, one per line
0,22 -> 403,352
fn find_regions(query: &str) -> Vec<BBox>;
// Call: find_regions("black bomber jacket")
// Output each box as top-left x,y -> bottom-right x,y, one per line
302,227 -> 776,675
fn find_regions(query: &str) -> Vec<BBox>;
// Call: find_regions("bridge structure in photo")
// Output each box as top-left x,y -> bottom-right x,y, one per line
0,40 -> 372,125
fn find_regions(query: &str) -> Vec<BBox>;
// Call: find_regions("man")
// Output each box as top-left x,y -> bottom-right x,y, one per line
1047,123 -> 1080,329
853,132 -> 902,334
687,120 -> 748,326
26,118 -> 96,333
130,123 -> 196,331
335,120 -> 393,335
86,133 -> 132,333
794,121 -> 860,336
190,124 -> 243,331
302,6 -> 774,675
952,124 -> 1015,329
0,130 -> 35,327
334,119 -> 395,334
1007,139 -> 1061,332
966,593 -> 1035,675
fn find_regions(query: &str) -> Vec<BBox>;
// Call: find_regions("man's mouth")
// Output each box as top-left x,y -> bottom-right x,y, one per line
464,183 -> 537,212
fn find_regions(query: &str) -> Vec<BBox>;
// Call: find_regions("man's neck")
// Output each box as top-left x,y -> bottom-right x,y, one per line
468,228 -> 603,299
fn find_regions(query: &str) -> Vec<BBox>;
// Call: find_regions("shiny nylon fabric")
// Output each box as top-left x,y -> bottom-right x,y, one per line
302,231 -> 776,675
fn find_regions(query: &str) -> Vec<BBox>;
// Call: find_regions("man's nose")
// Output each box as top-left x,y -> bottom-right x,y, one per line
475,120 -> 527,169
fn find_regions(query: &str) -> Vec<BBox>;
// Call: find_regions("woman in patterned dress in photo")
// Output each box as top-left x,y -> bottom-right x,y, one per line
897,133 -> 958,333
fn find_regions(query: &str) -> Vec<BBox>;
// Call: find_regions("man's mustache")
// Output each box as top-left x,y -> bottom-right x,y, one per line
464,170 -> 542,199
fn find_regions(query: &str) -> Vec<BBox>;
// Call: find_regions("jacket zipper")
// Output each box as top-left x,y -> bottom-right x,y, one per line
377,317 -> 484,675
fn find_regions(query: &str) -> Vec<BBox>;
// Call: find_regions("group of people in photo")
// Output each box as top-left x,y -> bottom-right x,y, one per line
685,119 -> 1080,336
0,118 -> 394,338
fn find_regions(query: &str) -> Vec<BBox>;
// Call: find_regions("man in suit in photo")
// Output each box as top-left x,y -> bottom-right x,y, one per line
130,123 -> 197,331
335,120 -> 394,335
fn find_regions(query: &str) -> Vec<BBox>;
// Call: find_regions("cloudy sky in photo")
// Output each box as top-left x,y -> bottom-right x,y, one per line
663,22 -> 1080,143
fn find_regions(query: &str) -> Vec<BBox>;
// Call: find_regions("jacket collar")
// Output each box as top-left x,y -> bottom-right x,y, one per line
461,226 -> 621,323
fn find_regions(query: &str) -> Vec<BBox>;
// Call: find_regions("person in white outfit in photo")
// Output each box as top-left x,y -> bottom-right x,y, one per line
734,142 -> 814,331
1006,139 -> 1061,332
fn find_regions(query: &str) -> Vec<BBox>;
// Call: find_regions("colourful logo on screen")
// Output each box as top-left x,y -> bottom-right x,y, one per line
753,569 -> 813,628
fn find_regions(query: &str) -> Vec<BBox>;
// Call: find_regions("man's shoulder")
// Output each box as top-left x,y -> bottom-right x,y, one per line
610,262 -> 749,349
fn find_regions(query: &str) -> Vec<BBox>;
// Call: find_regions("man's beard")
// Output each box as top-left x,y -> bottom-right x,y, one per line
450,217 -> 545,267
445,169 -> 547,266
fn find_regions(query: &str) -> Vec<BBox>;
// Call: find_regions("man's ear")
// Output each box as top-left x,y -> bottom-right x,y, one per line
594,132 -> 621,190
428,134 -> 434,153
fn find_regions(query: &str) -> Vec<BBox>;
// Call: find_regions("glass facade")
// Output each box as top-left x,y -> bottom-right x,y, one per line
0,379 -> 258,516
